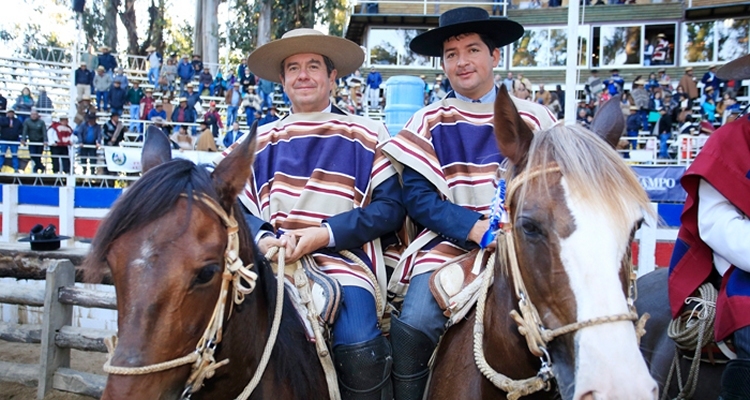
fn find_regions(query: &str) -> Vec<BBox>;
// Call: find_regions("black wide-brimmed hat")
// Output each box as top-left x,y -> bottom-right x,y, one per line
18,224 -> 70,251
717,54 -> 750,81
409,7 -> 524,57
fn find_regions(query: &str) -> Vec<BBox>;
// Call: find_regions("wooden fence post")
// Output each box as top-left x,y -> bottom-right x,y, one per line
37,260 -> 75,399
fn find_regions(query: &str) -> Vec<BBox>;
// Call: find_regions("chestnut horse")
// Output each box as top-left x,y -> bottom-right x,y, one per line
428,88 -> 659,400
85,126 -> 328,399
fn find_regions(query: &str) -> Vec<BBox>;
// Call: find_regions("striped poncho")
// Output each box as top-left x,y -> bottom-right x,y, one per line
219,111 -> 397,297
381,96 -> 556,298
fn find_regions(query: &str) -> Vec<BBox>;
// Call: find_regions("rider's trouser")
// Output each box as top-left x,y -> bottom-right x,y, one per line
720,325 -> 750,400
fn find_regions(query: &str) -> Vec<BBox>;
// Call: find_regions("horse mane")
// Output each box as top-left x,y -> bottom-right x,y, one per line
507,123 -> 654,232
84,158 -> 320,396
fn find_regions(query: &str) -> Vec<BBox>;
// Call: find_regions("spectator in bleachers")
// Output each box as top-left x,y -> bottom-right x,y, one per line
701,65 -> 722,101
75,62 -> 94,101
203,101 -> 223,138
81,45 -> 99,72
603,69 -> 624,98
170,125 -> 194,150
585,69 -> 602,101
97,46 -> 117,75
109,80 -> 127,116
93,66 -> 112,111
195,121 -> 217,152
534,83 -> 551,106
126,81 -> 144,133
13,87 -> 34,123
517,73 -> 531,93
198,67 -> 215,96
223,122 -> 243,148
652,33 -> 670,66
47,113 -> 73,174
21,108 -> 46,173
649,90 -> 664,118
576,106 -> 592,128
657,106 -> 672,158
631,78 -> 650,131
259,106 -> 279,126
645,72 -> 660,94
178,55 -> 195,94
225,81 -> 241,127
242,87 -> 261,126
501,72 -> 513,91
113,67 -> 129,89
643,38 -> 654,66
153,74 -> 169,93
75,94 -> 96,126
256,78 -> 274,110
35,88 -> 53,121
547,93 -> 562,119
239,68 -> 256,95
658,68 -> 671,89
148,99 -> 167,122
0,110 -> 22,172
626,105 -> 641,149
510,79 -> 530,100
185,83 -> 202,111
102,112 -> 125,146
172,97 -> 196,127
161,58 -> 177,91
146,45 -> 162,85
0,92 -> 6,116
161,92 -> 174,123
191,55 -> 204,81
679,67 -> 699,107
213,71 -> 227,97
702,90 -> 717,123
336,90 -> 355,114
139,88 -> 155,123
365,67 -> 382,110
225,70 -> 237,88
429,83 -> 446,104
237,59 -> 249,83
717,91 -> 740,118
75,113 -> 102,175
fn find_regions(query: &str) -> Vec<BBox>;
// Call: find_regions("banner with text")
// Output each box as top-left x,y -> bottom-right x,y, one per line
104,147 -> 218,173
631,166 -> 687,202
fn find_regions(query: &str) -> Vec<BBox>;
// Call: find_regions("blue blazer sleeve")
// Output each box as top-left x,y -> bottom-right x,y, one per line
240,203 -> 274,237
401,165 -> 483,249
325,174 -> 406,251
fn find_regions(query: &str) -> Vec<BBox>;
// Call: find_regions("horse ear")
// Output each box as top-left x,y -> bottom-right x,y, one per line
589,97 -> 625,148
494,85 -> 534,166
212,121 -> 258,211
141,126 -> 172,173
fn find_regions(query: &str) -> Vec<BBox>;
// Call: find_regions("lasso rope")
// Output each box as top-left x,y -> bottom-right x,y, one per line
661,283 -> 717,400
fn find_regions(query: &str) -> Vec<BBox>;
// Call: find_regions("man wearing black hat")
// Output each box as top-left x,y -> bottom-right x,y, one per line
0,109 -> 22,172
74,113 -> 102,175
380,7 -> 556,399
667,53 -> 750,400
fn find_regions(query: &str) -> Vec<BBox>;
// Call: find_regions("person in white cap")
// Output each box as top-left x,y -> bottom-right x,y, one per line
74,61 -> 94,101
47,113 -> 74,174
217,28 -> 405,400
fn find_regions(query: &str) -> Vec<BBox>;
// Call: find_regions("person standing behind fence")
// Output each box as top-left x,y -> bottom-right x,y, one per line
13,87 -> 34,123
126,81 -> 143,133
0,109 -> 22,173
75,94 -> 97,126
109,80 -> 127,116
93,66 -> 112,112
146,45 -> 162,85
35,88 -> 53,122
224,81 -> 241,127
161,58 -> 177,91
74,62 -> 94,101
75,113 -> 102,175
365,66 -> 382,111
21,108 -> 47,174
242,87 -> 261,126
102,112 -> 125,147
97,46 -> 117,76
177,55 -> 194,95
47,114 -> 73,174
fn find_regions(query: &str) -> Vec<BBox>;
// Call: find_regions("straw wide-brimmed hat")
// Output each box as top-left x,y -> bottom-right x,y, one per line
634,79 -> 647,86
685,66 -> 694,72
248,28 -> 364,83
717,54 -> 750,81
146,45 -> 156,52
629,105 -> 638,111
178,97 -> 187,102
99,46 -> 110,51
409,7 -> 523,57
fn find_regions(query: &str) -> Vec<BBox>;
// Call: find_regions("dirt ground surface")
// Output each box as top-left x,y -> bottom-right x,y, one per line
0,340 -> 106,400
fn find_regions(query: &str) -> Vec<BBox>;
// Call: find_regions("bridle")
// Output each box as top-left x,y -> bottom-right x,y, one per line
473,165 -> 650,400
103,193 -> 285,399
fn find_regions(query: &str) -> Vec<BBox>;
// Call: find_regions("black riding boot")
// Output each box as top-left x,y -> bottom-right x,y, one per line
390,316 -> 436,400
334,335 -> 393,400
719,358 -> 750,400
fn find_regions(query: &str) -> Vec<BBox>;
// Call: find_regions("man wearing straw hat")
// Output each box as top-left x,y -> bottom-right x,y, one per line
219,28 -> 405,399
380,7 -> 556,399
146,45 -> 162,85
668,53 -> 750,400
46,113 -> 73,174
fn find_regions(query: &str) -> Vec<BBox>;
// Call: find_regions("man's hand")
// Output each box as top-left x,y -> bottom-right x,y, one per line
468,218 -> 496,249
258,234 -> 296,262
286,227 -> 330,264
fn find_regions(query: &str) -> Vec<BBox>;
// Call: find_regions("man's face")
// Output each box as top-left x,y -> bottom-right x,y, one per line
280,53 -> 336,113
441,33 -> 500,100
60,118 -> 69,126
233,122 -> 239,130
31,111 -> 39,120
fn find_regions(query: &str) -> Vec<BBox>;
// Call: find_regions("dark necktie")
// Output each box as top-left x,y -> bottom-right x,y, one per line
473,100 -> 481,104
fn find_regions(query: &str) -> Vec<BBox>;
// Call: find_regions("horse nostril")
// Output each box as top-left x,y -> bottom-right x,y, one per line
652,385 -> 659,400
579,391 -> 602,400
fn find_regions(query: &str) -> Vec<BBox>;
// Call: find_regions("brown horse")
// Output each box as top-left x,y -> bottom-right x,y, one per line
428,88 -> 659,400
85,126 -> 328,399
636,268 -> 724,399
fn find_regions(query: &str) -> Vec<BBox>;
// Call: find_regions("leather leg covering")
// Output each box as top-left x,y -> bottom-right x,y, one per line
333,335 -> 393,400
720,359 -> 750,400
390,316 -> 436,400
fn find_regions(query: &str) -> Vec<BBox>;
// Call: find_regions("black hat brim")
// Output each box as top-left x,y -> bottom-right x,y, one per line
18,235 -> 71,243
409,19 -> 524,58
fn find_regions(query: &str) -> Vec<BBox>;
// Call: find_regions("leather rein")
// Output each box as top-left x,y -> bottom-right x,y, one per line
472,165 -> 649,400
102,193 -> 282,399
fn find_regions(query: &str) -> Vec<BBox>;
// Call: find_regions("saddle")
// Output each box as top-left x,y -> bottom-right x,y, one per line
272,255 -> 343,340
428,248 -> 493,326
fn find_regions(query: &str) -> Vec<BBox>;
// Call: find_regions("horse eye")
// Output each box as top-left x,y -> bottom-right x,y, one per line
520,218 -> 543,237
195,264 -> 220,285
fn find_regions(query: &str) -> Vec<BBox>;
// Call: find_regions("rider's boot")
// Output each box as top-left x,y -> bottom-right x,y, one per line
719,358 -> 750,400
334,335 -> 393,400
390,316 -> 435,400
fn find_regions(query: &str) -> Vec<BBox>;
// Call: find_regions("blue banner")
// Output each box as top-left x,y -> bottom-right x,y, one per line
631,166 -> 687,202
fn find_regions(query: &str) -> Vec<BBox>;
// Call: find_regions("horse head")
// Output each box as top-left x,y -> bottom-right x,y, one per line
86,124 -> 258,399
492,87 -> 657,400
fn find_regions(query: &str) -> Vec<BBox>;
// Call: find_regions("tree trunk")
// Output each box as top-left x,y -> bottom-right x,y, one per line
257,0 -> 272,47
119,0 -> 139,55
204,0 -> 220,70
143,0 -> 166,53
103,0 -> 120,51
193,0 -> 204,57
